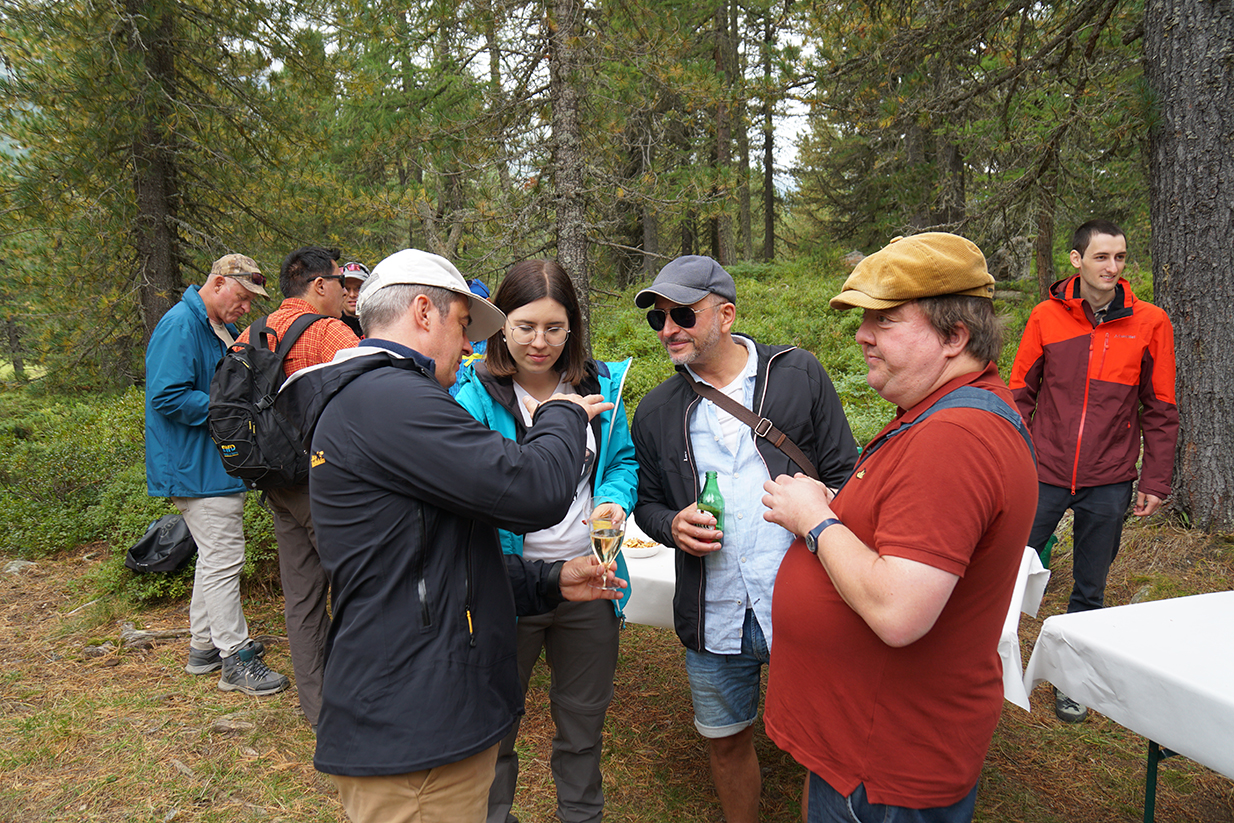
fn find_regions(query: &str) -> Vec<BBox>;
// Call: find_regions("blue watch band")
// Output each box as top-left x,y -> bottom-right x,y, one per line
805,518 -> 842,554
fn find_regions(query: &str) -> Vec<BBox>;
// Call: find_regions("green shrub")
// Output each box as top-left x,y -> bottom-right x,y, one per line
0,389 -> 144,557
88,491 -> 279,604
0,386 -> 280,603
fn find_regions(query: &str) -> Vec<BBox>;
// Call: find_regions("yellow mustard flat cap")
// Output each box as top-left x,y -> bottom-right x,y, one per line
830,232 -> 995,310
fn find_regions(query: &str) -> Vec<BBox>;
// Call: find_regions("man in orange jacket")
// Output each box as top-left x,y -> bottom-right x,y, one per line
1009,219 -> 1178,723
236,246 -> 360,726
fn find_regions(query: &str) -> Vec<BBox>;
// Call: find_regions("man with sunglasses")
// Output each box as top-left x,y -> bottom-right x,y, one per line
630,255 -> 858,823
234,245 -> 360,726
146,253 -> 288,695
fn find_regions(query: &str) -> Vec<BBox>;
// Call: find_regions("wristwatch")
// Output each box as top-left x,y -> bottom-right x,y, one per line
804,518 -> 842,554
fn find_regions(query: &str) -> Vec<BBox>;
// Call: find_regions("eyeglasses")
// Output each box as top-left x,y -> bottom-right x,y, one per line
341,262 -> 369,276
646,301 -> 722,331
320,274 -> 347,286
226,272 -> 267,287
506,324 -> 570,347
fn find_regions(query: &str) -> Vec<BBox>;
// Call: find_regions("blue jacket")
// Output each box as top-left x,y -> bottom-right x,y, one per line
455,357 -> 639,612
144,285 -> 247,498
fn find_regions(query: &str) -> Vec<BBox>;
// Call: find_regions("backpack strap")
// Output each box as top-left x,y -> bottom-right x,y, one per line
250,313 -> 330,411
271,313 -> 330,361
837,385 -> 1034,494
925,387 -> 1035,463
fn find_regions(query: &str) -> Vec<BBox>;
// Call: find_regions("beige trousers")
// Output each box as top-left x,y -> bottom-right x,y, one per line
332,744 -> 500,823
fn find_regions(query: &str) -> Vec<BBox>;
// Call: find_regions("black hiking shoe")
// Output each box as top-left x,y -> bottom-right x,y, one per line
184,639 -> 265,675
218,645 -> 289,696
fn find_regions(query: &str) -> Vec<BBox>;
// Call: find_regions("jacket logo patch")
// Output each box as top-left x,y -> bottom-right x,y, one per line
311,450 -> 326,468
856,469 -> 867,479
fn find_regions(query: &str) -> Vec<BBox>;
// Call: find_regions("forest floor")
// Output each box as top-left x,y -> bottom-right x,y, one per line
1,517 -> 1232,822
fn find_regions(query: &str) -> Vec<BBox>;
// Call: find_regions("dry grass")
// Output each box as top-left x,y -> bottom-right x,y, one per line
1,515 -> 1232,822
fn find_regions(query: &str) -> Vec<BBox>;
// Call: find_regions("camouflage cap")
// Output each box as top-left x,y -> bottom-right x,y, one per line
210,253 -> 270,298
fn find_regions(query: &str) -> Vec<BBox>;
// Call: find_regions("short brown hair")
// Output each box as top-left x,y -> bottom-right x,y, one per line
484,260 -> 587,386
1071,219 -> 1125,257
915,294 -> 1003,364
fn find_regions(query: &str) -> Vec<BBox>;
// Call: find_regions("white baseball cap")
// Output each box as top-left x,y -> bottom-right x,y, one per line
358,249 -> 505,342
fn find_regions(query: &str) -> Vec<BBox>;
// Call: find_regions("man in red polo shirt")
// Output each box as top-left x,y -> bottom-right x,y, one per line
237,245 -> 359,728
761,233 -> 1037,822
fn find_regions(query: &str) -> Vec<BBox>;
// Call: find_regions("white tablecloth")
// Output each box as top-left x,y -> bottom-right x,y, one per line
1023,590 -> 1234,779
618,517 -> 676,630
619,516 -> 1051,708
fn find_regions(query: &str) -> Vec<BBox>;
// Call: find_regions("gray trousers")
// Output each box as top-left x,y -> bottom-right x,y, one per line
174,493 -> 249,656
487,599 -> 619,823
266,484 -> 329,726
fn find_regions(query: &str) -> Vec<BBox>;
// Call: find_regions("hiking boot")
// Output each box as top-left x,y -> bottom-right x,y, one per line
1054,687 -> 1088,723
184,639 -> 265,675
218,645 -> 289,696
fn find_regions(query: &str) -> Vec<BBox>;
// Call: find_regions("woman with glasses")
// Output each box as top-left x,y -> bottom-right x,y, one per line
454,259 -> 637,823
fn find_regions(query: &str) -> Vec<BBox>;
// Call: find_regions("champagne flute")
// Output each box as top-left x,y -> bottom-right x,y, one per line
588,498 -> 625,591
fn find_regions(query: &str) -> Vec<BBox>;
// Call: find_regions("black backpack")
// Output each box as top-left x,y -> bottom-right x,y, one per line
208,313 -> 327,490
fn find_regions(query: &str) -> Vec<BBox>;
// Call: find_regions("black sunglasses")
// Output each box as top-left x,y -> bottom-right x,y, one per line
320,274 -> 347,285
226,272 -> 267,287
646,302 -> 720,331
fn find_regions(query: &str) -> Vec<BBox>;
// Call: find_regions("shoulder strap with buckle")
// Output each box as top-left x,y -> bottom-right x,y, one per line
680,370 -> 820,481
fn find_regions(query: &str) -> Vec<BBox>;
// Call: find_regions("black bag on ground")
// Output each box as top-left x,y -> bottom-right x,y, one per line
125,514 -> 197,573
208,313 -> 327,490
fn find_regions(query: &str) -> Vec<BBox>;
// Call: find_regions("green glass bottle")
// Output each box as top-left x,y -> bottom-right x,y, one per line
697,471 -> 725,540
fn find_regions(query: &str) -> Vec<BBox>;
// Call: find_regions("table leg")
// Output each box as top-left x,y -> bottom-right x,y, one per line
1144,740 -> 1178,823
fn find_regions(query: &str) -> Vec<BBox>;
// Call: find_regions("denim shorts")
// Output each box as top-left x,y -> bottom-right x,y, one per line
684,609 -> 771,738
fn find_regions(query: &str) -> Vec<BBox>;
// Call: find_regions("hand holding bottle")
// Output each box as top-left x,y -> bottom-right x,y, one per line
670,471 -> 726,557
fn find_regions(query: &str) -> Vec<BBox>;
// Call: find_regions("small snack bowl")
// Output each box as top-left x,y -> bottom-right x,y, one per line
622,538 -> 661,559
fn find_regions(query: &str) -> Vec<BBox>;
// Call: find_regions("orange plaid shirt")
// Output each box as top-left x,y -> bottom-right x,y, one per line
237,297 -> 360,378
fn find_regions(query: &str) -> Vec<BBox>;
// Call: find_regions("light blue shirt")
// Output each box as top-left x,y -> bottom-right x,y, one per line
687,336 -> 793,653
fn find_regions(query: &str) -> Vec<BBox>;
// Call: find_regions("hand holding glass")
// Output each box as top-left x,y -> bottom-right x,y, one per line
589,499 -> 625,591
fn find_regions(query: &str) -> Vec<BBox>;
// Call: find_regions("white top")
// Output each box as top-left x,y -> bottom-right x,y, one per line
210,320 -> 235,347
513,378 -> 596,563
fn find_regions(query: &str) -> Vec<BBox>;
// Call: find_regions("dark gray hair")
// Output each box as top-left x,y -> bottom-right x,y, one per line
360,284 -> 461,336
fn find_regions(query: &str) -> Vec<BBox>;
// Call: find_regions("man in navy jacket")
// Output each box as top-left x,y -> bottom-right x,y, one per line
288,249 -> 623,823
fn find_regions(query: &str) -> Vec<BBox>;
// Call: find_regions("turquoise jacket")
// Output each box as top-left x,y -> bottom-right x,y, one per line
455,357 -> 638,613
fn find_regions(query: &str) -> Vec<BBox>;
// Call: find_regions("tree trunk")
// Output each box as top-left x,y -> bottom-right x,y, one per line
710,0 -> 734,265
733,1 -> 751,260
761,11 -> 775,262
550,0 -> 591,352
642,203 -> 660,278
1034,147 -> 1059,300
1145,0 -> 1234,531
126,0 -> 182,344
5,318 -> 24,382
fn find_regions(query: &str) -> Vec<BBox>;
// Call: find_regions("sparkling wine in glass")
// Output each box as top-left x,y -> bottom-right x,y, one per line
589,500 -> 625,591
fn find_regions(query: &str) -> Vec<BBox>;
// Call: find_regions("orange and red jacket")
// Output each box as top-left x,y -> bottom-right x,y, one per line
1009,274 -> 1178,498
